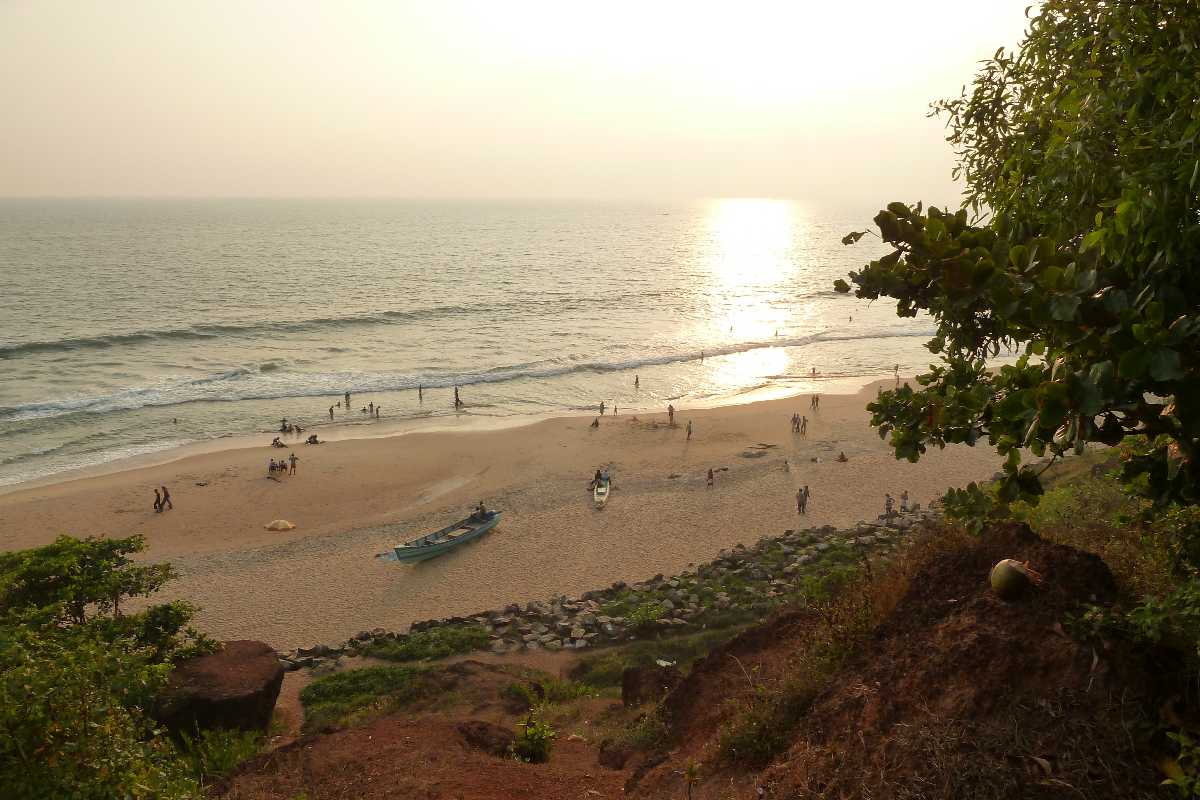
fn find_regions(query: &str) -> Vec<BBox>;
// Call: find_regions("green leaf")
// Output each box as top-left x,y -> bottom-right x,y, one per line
1050,295 -> 1081,320
1148,348 -> 1183,381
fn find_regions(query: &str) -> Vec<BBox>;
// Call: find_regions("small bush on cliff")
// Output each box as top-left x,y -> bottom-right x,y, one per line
363,624 -> 489,662
510,712 -> 556,763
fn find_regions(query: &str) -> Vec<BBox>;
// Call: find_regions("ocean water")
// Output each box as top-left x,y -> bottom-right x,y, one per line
0,198 -> 933,488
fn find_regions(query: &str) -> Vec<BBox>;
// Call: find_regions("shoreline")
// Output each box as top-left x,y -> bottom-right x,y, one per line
0,376 -> 1002,651
0,369 -> 886,498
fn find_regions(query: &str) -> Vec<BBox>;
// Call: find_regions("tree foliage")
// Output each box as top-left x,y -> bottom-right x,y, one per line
837,0 -> 1200,521
0,535 -> 214,799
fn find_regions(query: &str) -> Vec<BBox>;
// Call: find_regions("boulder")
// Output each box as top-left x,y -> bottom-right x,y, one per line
621,664 -> 683,708
156,640 -> 285,734
598,738 -> 635,769
457,720 -> 515,757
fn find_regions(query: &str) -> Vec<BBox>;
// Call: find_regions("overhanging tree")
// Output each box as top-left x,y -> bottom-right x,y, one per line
837,0 -> 1200,521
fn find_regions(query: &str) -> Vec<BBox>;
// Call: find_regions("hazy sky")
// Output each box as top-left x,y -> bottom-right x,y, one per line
0,1 -> 1031,204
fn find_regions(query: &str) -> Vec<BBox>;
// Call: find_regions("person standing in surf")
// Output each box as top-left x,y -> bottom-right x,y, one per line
344,391 -> 351,409
328,406 -> 334,421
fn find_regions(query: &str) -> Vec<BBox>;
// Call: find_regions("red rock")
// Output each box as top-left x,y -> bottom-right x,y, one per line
156,640 -> 285,734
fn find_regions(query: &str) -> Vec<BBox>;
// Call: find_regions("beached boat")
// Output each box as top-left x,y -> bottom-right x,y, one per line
378,510 -> 502,563
593,481 -> 610,508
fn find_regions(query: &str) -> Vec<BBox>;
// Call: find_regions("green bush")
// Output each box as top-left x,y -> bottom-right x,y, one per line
178,726 -> 263,786
299,665 -> 432,732
626,602 -> 664,631
0,629 -> 196,800
0,535 -> 217,800
510,713 -> 556,763
362,625 -> 489,662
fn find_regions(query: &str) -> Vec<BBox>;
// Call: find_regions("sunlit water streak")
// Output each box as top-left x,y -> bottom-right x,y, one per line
0,198 -> 945,487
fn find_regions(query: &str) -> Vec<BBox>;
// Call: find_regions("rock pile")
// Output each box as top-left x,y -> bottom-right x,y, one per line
279,508 -> 941,672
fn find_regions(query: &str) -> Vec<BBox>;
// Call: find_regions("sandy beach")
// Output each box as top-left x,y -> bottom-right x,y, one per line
0,380 -> 1003,650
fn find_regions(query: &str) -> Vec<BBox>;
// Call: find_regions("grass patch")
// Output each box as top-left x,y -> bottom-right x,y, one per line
502,676 -> 598,709
299,664 -> 434,732
177,727 -> 263,787
361,625 -> 490,663
571,626 -> 748,688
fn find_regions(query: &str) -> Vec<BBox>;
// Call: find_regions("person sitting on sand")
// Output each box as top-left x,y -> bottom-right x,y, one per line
305,434 -> 320,444
836,451 -> 848,462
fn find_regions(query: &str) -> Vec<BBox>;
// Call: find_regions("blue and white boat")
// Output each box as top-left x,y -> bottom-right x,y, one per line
377,509 -> 502,563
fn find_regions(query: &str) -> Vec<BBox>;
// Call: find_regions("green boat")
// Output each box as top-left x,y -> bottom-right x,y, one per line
377,509 -> 502,563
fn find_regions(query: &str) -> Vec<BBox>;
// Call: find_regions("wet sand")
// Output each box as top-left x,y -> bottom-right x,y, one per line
0,380 -> 1002,650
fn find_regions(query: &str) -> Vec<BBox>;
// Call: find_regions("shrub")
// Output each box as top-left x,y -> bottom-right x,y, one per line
362,624 -> 490,662
0,629 -> 196,800
299,665 -> 432,732
627,602 -> 664,631
510,713 -> 556,763
178,726 -> 263,786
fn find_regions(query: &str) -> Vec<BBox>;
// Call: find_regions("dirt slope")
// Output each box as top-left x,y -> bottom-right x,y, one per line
634,522 -> 1168,799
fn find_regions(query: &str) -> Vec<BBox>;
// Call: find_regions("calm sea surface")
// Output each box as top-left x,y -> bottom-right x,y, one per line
0,198 -> 936,488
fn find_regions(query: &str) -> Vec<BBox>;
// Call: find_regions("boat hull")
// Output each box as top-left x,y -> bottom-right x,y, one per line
383,511 -> 502,563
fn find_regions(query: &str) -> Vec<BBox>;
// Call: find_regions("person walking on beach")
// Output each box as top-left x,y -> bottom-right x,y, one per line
288,452 -> 299,475
706,467 -> 714,488
599,400 -> 606,416
345,391 -> 351,408
454,386 -> 462,409
418,384 -> 423,403
686,420 -> 693,441
900,490 -> 909,513
796,487 -> 804,515
153,488 -> 162,513
634,375 -> 639,389
668,404 -> 675,426
801,485 -> 809,514
884,493 -> 894,520
160,485 -> 172,511
801,416 -> 808,436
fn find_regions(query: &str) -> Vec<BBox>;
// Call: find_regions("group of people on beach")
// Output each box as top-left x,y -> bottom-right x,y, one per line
152,485 -> 173,513
268,452 -> 299,477
796,484 -> 811,514
883,490 -> 910,518
790,413 -> 808,435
